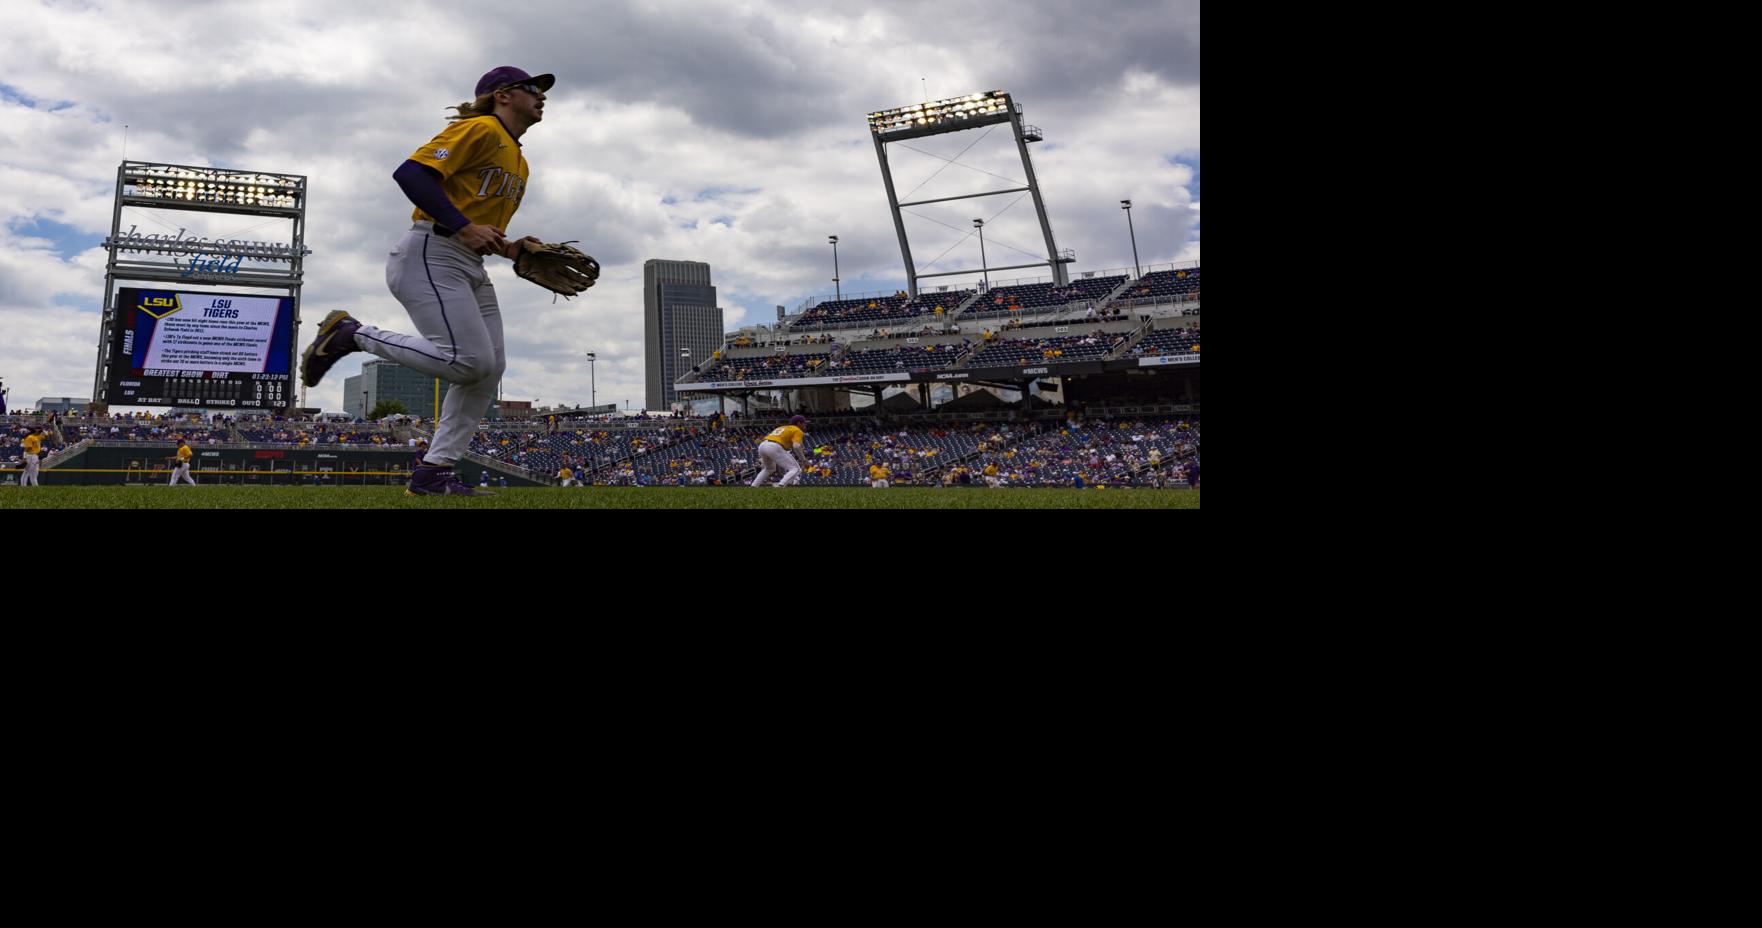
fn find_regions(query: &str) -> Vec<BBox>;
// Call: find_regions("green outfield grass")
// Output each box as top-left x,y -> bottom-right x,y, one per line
0,485 -> 1198,510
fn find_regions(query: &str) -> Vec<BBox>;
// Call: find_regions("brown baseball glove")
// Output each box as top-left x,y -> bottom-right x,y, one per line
515,240 -> 600,298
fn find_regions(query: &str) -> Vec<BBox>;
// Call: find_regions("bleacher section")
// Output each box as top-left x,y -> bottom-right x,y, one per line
959,417 -> 1200,487
68,424 -> 232,443
1107,267 -> 1200,307
468,424 -> 705,478
235,426 -> 397,445
968,330 -> 1127,367
1127,326 -> 1201,359
601,421 -> 992,487
831,343 -> 966,376
692,351 -> 835,382
790,289 -> 974,331
582,414 -> 1200,488
960,275 -> 1127,320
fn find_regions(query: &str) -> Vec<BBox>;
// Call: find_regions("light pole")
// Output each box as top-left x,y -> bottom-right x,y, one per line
829,235 -> 840,300
679,349 -> 693,414
584,351 -> 597,408
1121,199 -> 1141,280
973,218 -> 988,291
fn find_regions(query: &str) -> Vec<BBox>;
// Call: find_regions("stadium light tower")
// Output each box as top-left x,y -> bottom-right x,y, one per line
1121,199 -> 1141,279
829,235 -> 840,300
973,219 -> 988,291
866,89 -> 1069,298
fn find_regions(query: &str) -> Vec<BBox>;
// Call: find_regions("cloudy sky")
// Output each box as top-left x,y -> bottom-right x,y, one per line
0,0 -> 1199,414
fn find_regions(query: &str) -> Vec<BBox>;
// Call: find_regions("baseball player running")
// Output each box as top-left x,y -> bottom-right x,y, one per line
299,65 -> 560,497
168,438 -> 197,486
751,415 -> 810,488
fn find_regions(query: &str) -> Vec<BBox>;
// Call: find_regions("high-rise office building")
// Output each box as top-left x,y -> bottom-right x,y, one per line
645,259 -> 723,410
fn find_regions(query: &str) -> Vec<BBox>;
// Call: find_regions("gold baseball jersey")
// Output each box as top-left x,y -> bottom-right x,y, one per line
870,465 -> 888,480
177,445 -> 193,463
761,425 -> 804,450
558,468 -> 573,480
22,434 -> 43,455
407,117 -> 529,231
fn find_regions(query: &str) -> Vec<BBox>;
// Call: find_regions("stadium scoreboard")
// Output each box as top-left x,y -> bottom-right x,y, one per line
104,287 -> 295,408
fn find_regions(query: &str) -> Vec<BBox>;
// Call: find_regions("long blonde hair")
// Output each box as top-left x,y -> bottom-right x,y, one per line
447,91 -> 500,122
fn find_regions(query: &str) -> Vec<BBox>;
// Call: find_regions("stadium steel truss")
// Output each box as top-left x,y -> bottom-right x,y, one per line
92,161 -> 310,411
867,90 -> 1072,298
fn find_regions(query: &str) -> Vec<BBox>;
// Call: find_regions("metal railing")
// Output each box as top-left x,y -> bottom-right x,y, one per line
1102,293 -> 1202,313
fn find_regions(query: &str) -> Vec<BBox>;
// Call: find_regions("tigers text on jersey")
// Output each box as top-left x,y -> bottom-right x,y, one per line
407,116 -> 529,231
761,425 -> 804,450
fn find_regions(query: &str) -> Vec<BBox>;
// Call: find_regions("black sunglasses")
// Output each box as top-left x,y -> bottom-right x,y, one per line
501,83 -> 544,96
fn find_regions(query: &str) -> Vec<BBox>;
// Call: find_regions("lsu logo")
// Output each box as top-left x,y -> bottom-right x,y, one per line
139,293 -> 182,319
434,148 -> 451,160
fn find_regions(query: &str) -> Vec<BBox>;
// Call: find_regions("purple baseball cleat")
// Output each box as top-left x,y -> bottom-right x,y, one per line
406,463 -> 495,497
301,310 -> 363,388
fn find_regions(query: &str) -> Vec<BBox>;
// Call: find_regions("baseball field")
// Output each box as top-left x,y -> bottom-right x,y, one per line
0,486 -> 1198,509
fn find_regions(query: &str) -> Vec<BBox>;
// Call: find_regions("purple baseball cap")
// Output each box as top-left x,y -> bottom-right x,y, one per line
476,66 -> 555,97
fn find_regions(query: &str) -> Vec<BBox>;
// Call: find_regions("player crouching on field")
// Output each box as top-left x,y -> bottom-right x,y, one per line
751,415 -> 809,488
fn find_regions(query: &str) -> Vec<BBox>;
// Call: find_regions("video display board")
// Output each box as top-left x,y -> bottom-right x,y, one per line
106,287 -> 295,408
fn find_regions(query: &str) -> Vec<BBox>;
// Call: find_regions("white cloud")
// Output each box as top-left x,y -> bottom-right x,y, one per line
0,0 -> 1198,414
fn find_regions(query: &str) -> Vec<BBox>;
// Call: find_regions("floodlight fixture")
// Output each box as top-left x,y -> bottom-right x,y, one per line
867,89 -> 1011,135
863,88 -> 1069,296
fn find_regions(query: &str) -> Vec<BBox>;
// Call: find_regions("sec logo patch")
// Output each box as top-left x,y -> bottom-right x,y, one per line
435,148 -> 450,160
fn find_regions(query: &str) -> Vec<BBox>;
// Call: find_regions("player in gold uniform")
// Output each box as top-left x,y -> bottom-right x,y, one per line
751,415 -> 809,488
168,438 -> 197,486
299,65 -> 557,496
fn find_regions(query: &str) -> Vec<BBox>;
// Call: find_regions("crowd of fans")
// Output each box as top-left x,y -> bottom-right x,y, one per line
790,289 -> 975,330
7,409 -> 1200,490
964,275 -> 1129,318
572,413 -> 1199,489
235,424 -> 398,445
1129,326 -> 1201,359
830,343 -> 967,376
1107,267 -> 1200,306
968,330 -> 1127,367
693,351 -> 835,382
66,423 -> 231,443
947,416 -> 1200,488
468,422 -> 717,479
